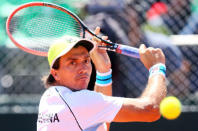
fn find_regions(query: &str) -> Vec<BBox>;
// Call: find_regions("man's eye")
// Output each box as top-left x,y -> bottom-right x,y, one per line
70,61 -> 76,65
84,59 -> 90,64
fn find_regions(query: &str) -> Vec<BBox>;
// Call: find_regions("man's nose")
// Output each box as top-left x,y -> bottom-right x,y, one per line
78,63 -> 89,74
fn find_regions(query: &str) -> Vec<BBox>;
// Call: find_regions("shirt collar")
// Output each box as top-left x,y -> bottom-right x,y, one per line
52,86 -> 73,93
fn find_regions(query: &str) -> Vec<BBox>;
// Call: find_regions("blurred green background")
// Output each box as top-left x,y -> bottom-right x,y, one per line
0,0 -> 87,47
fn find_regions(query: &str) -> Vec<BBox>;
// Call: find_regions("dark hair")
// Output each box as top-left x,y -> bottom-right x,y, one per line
42,58 -> 60,88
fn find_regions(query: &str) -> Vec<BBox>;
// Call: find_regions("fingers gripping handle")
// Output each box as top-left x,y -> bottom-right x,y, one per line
116,44 -> 140,58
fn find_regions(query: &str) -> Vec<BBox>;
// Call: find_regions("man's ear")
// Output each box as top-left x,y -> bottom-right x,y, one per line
50,69 -> 60,81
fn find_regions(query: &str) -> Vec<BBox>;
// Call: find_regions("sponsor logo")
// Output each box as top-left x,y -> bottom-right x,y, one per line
37,113 -> 60,123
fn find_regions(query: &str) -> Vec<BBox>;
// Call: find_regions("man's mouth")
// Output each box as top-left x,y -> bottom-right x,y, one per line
77,74 -> 89,81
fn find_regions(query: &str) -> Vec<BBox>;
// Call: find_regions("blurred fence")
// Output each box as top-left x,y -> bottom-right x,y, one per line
0,0 -> 198,113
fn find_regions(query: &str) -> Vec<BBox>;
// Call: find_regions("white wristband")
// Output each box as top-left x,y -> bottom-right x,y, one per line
96,69 -> 112,76
96,69 -> 112,86
149,63 -> 166,77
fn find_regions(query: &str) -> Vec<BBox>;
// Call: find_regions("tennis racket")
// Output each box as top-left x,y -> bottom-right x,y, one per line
6,2 -> 139,58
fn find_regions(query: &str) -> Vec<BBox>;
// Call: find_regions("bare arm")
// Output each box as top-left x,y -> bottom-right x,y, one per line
90,27 -> 112,96
113,44 -> 167,122
94,84 -> 112,96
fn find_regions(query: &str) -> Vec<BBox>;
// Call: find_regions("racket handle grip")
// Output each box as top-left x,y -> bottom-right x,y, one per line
116,44 -> 140,59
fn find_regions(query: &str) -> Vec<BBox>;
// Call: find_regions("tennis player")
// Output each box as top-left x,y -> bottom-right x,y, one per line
37,27 -> 167,131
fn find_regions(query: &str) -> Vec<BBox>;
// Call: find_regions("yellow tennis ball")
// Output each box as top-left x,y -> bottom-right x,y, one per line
160,96 -> 182,120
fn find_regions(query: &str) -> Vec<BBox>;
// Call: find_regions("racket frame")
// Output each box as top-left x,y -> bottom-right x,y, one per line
6,2 -> 138,58
7,2 -> 93,56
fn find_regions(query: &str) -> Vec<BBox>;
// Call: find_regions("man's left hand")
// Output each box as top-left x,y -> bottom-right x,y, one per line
90,27 -> 111,73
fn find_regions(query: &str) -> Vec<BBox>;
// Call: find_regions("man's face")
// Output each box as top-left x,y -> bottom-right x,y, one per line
52,46 -> 92,90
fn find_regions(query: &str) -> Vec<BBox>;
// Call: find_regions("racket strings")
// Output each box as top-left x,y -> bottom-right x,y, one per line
8,6 -> 83,53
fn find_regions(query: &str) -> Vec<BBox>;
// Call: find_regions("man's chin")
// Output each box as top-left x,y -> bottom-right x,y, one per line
77,82 -> 89,90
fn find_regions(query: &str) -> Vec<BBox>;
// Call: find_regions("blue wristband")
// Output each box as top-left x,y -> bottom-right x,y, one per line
96,79 -> 112,86
96,69 -> 112,86
96,74 -> 112,80
149,63 -> 166,77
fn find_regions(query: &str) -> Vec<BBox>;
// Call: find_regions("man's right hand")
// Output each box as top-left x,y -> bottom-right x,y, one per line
139,44 -> 166,70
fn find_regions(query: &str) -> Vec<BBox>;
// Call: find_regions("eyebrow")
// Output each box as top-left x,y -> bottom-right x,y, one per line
66,54 -> 90,61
